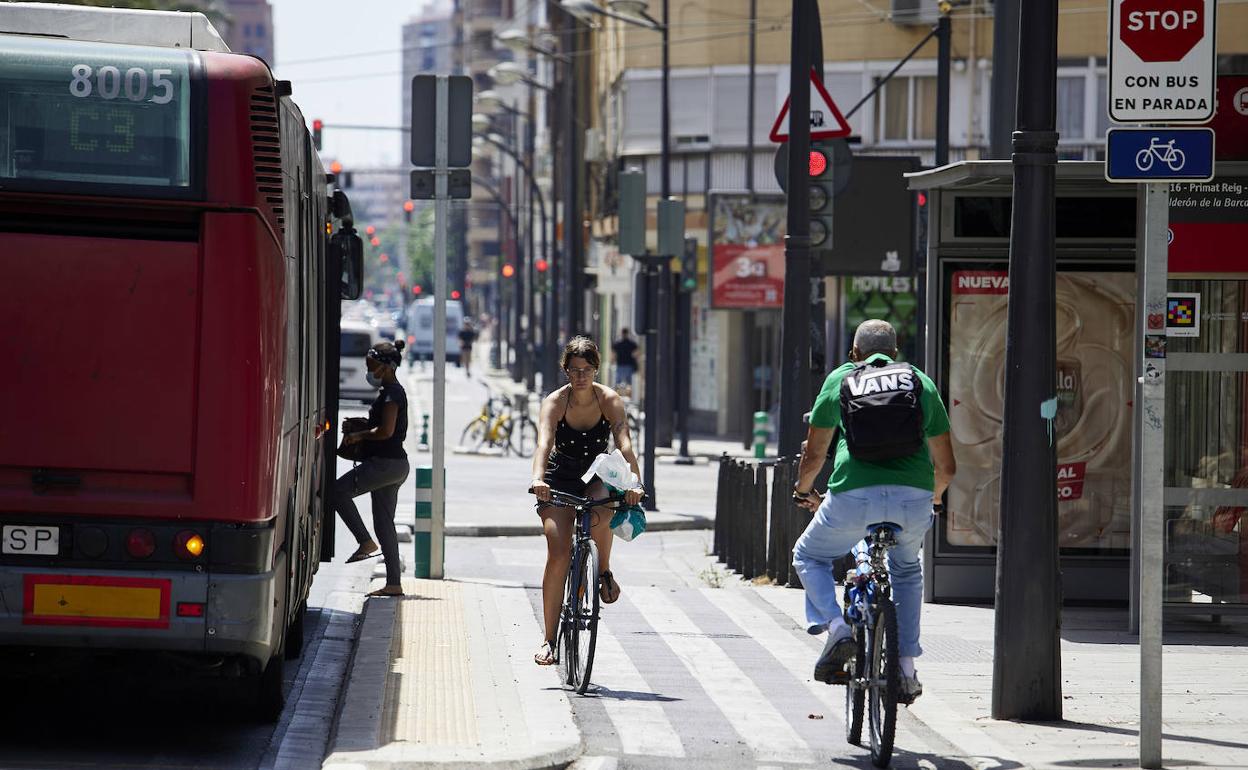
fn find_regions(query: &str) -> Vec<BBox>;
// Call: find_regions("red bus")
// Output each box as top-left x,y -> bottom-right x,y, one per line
0,8 -> 363,719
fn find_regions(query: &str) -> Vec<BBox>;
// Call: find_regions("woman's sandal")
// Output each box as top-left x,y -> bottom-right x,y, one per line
346,544 -> 379,563
534,640 -> 557,665
367,585 -> 404,598
599,570 -> 621,604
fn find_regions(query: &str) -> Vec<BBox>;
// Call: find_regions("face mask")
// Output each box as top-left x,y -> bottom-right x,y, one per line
366,371 -> 383,388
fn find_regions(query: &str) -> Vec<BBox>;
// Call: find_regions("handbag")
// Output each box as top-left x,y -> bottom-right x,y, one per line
337,417 -> 371,462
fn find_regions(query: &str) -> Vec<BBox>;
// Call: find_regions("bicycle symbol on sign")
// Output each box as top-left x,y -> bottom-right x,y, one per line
1135,137 -> 1186,173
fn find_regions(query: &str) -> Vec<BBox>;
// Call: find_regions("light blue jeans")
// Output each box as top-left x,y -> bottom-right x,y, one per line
792,484 -> 934,658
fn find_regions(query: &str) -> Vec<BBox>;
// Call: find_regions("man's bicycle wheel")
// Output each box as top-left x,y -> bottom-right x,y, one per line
509,417 -> 539,457
845,623 -> 866,746
867,598 -> 899,768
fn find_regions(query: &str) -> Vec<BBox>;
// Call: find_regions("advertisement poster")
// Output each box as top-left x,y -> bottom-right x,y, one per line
946,270 -> 1136,550
843,276 -> 919,362
709,195 -> 786,309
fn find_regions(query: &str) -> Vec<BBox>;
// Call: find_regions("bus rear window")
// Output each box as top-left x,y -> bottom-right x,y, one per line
341,332 -> 372,357
0,36 -> 196,195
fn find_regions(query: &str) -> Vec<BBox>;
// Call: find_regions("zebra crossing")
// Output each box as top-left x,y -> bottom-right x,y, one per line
525,578 -> 935,769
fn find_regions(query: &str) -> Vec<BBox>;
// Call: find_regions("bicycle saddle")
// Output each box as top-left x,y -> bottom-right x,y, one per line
868,522 -> 903,540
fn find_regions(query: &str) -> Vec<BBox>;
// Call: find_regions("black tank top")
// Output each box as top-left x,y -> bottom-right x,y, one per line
548,387 -> 611,478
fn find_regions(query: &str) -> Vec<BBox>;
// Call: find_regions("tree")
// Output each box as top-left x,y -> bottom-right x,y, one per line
405,206 -> 436,292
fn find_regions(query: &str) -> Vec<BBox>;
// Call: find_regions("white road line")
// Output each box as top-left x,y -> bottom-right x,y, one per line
593,619 -> 686,758
628,587 -> 814,765
700,587 -> 845,718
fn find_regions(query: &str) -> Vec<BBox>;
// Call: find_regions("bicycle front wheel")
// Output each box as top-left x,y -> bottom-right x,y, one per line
867,598 -> 899,768
459,418 -> 487,451
509,417 -> 539,457
845,622 -> 866,746
575,540 -> 601,694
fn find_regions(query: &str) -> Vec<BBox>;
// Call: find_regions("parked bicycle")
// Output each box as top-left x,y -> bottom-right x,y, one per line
842,524 -> 904,768
534,489 -> 633,694
459,390 -> 538,457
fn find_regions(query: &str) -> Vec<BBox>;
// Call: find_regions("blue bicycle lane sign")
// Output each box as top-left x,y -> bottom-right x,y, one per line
1106,127 -> 1216,182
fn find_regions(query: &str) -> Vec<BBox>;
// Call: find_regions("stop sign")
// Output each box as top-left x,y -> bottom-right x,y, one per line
1119,0 -> 1204,62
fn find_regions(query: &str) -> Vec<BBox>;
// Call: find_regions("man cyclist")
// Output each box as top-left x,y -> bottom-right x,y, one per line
791,320 -> 956,703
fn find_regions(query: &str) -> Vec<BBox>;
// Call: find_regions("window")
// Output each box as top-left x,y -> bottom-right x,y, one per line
243,24 -> 252,37
875,76 -> 936,142
1096,74 -> 1111,136
255,24 -> 265,39
1056,76 -> 1085,141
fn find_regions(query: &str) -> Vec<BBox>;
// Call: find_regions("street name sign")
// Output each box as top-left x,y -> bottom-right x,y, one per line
1105,127 -> 1215,182
770,68 -> 852,142
1109,0 -> 1216,123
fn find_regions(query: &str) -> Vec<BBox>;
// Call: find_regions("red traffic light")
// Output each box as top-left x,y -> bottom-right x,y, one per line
412,285 -> 423,295
370,236 -> 381,247
917,192 -> 928,207
535,259 -> 549,273
403,200 -> 415,213
808,149 -> 828,177
501,264 -> 515,278
451,290 -> 461,300
365,225 -> 376,236
330,160 -> 342,174
379,253 -> 389,263
312,119 -> 323,131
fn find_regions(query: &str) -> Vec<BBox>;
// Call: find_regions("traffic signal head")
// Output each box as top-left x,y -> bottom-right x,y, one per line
330,160 -> 342,175
501,264 -> 515,278
365,225 -> 376,236
808,140 -> 834,251
412,284 -> 423,295
312,119 -> 323,151
370,236 -> 380,247
451,290 -> 461,300
535,258 -> 549,273
679,237 -> 697,292
403,199 -> 414,223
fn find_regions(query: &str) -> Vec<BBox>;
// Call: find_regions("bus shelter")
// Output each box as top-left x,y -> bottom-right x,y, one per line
908,160 -> 1248,618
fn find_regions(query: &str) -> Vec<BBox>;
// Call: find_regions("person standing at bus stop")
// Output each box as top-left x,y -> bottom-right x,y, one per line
335,340 -> 410,597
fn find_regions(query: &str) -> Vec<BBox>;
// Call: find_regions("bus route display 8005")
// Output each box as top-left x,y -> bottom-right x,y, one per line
0,35 -> 194,193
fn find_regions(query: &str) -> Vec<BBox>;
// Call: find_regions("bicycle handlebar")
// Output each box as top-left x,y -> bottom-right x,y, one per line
527,487 -> 645,509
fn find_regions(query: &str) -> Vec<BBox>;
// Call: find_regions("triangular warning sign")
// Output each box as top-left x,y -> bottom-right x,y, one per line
770,67 -> 852,143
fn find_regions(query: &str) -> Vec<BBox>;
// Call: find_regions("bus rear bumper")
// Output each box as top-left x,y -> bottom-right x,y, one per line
0,564 -> 280,667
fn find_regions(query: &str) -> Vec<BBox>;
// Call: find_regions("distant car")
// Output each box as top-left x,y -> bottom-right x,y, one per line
340,318 -> 381,402
407,298 -> 462,362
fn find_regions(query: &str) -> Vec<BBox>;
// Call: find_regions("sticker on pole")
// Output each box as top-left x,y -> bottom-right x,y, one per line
770,68 -> 852,142
1108,0 -> 1216,123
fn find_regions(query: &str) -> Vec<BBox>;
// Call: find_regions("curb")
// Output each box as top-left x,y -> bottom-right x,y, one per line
446,514 -> 715,538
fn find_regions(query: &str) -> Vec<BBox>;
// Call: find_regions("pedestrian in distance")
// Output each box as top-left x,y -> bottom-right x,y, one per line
334,340 -> 411,598
611,328 -> 638,394
790,320 -> 956,704
529,336 -> 645,666
458,319 -> 478,377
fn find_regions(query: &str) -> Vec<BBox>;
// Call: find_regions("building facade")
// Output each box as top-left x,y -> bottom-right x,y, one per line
219,0 -> 274,65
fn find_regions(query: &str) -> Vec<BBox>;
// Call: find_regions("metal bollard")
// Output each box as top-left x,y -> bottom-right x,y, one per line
753,411 -> 768,459
751,463 -> 768,579
769,458 -> 790,585
713,454 -> 728,558
786,458 -> 806,590
417,414 -> 430,452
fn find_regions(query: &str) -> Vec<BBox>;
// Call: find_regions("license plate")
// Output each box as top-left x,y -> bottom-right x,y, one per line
24,575 -> 170,628
2,525 -> 59,555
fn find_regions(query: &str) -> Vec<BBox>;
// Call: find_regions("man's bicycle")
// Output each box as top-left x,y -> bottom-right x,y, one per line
842,524 -> 904,768
535,489 -> 631,694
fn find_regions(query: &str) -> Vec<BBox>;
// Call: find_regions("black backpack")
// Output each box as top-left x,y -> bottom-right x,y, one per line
839,359 -> 925,462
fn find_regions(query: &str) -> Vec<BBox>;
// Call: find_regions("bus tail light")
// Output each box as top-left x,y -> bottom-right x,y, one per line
174,531 -> 205,560
176,602 -> 205,618
126,529 -> 156,559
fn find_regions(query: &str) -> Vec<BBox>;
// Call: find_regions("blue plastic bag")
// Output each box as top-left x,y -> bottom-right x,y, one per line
605,483 -> 647,541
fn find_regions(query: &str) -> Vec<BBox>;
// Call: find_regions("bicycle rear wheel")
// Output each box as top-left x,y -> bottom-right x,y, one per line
509,417 -> 539,457
867,597 -> 899,768
575,540 -> 601,694
844,622 -> 866,746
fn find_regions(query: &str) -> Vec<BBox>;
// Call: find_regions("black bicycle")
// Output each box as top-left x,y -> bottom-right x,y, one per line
536,489 -> 631,694
842,524 -> 903,768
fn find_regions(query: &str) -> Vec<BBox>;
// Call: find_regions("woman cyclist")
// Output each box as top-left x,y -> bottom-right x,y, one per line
334,340 -> 410,598
530,336 -> 644,665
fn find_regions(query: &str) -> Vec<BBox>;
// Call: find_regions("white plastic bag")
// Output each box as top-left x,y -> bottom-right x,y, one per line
580,449 -> 638,490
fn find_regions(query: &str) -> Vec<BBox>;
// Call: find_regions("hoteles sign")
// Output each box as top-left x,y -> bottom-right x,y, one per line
1109,0 -> 1216,123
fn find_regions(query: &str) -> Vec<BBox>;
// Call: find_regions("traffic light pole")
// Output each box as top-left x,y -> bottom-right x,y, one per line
991,0 -> 1062,722
777,0 -> 814,457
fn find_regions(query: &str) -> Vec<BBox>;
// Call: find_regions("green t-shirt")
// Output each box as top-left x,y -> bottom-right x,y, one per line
809,353 -> 951,495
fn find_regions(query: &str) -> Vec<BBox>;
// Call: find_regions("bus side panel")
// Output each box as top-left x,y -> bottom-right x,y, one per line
194,213 -> 286,529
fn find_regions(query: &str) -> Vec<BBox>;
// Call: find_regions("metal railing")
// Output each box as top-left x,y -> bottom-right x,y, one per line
713,455 -> 809,588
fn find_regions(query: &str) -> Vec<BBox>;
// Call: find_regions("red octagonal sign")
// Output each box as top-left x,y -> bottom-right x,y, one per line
1119,0 -> 1205,62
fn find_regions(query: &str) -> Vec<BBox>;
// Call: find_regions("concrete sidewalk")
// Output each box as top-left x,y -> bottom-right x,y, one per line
755,585 -> 1248,770
324,577 -> 581,770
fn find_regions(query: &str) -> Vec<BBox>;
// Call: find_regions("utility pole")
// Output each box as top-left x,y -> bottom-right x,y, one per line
990,0 -> 1020,159
656,0 -> 674,448
991,0 -> 1062,721
776,0 -> 814,456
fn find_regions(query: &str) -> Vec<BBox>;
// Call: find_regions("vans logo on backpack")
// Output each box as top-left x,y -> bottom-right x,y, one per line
845,369 -> 916,397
